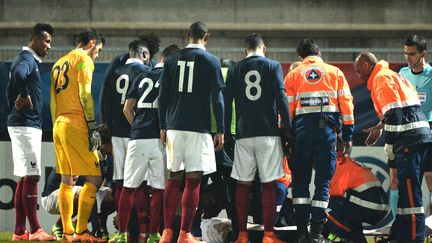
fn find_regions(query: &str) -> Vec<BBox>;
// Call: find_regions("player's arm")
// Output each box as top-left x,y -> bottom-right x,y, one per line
77,59 -> 100,151
13,57 -> 34,109
158,62 -> 171,145
123,74 -> 140,126
77,63 -> 96,124
274,63 -> 294,157
50,66 -> 57,124
223,66 -> 234,135
123,98 -> 136,126
272,63 -> 291,130
99,59 -> 117,127
211,59 -> 225,151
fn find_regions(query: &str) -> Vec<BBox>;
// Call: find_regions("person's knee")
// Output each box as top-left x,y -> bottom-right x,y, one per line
185,171 -> 203,180
24,175 -> 40,182
86,176 -> 102,188
168,170 -> 184,180
61,175 -> 76,186
238,180 -> 252,186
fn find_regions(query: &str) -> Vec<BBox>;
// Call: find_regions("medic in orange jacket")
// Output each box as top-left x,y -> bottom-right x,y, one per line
284,40 -> 354,240
354,52 -> 432,242
329,155 -> 382,197
367,60 -> 431,147
285,55 -> 355,143
325,155 -> 388,242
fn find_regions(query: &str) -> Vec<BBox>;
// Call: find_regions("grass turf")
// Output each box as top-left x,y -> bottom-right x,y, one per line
0,231 -> 386,243
0,232 -> 39,243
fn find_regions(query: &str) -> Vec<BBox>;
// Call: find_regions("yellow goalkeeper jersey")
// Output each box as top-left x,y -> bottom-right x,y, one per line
50,49 -> 95,132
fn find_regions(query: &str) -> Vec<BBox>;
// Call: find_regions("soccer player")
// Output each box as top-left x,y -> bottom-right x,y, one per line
158,21 -> 225,243
285,39 -> 354,243
114,44 -> 180,243
50,28 -> 106,242
100,34 -> 160,213
224,33 -> 290,243
104,39 -> 159,243
354,51 -> 432,242
41,126 -> 115,241
6,23 -> 56,242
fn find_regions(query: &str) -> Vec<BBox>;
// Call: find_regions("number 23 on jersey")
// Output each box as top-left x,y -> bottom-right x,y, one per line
52,61 -> 70,94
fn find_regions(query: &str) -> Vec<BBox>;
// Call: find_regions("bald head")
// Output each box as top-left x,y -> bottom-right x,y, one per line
354,51 -> 378,83
355,51 -> 378,66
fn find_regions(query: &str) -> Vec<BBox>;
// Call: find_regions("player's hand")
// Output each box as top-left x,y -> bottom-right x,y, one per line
87,122 -> 101,152
342,141 -> 353,156
15,95 -> 33,110
160,129 -> 167,145
214,133 -> 224,152
363,125 -> 382,146
280,128 -> 294,159
384,143 -> 395,160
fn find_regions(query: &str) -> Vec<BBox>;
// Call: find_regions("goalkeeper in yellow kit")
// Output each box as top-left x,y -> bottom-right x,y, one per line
50,28 -> 106,242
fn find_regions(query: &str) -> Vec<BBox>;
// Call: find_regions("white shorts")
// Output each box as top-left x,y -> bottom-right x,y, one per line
166,130 -> 216,175
231,136 -> 284,183
7,126 -> 42,177
41,186 -> 81,215
112,136 -> 130,180
123,139 -> 167,189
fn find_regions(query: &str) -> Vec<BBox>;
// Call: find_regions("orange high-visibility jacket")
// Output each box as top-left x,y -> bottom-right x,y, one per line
329,156 -> 380,197
367,60 -> 432,146
284,56 -> 354,140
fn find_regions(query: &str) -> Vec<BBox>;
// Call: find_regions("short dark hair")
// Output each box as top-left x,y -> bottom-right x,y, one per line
128,39 -> 146,53
99,33 -> 106,46
245,33 -> 265,50
77,28 -> 104,46
30,23 -> 54,39
138,33 -> 161,59
296,39 -> 320,58
161,44 -> 180,59
187,21 -> 208,40
405,35 -> 427,52
220,58 -> 234,68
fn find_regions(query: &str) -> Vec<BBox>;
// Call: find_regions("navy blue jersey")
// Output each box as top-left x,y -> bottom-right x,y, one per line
158,45 -> 225,133
100,54 -> 156,136
224,55 -> 290,139
100,58 -> 151,137
100,54 -> 128,130
127,65 -> 163,140
7,49 -> 43,129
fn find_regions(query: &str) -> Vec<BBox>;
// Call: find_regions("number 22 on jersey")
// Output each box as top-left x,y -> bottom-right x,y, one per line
137,77 -> 159,108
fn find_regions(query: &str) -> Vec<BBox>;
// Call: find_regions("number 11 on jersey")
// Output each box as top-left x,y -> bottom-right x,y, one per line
178,61 -> 194,93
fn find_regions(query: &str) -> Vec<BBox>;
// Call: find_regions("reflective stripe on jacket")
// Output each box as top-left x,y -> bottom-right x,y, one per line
284,56 -> 354,141
367,60 -> 432,146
